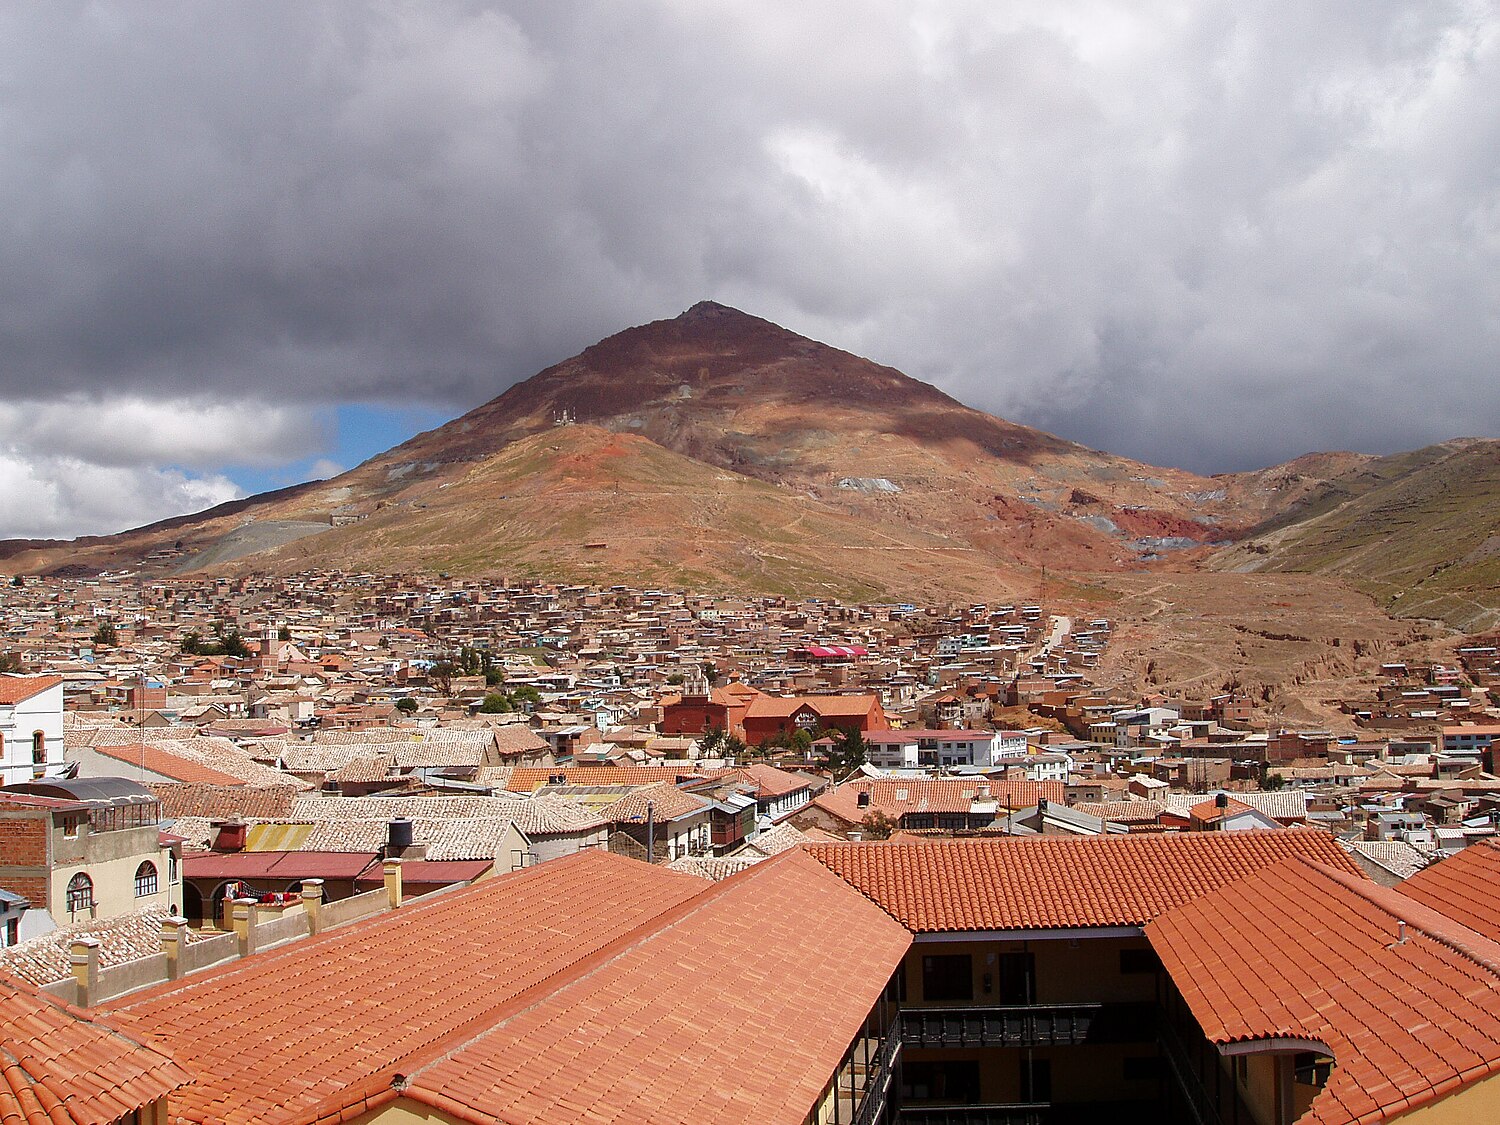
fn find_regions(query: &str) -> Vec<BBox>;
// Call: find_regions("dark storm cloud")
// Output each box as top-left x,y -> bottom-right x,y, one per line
0,0 -> 1495,534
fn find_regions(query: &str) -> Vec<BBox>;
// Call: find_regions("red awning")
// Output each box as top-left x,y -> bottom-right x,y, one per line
803,645 -> 868,659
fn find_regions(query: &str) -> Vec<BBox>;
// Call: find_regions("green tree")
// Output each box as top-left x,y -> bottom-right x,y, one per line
860,808 -> 898,840
821,728 -> 868,777
91,621 -> 119,647
395,696 -> 418,715
479,692 -> 513,714
277,625 -> 292,641
429,660 -> 457,695
510,684 -> 541,707
484,666 -> 505,687
180,631 -> 203,655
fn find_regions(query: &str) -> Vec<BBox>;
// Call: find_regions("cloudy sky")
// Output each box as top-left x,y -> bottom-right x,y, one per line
0,1 -> 1496,539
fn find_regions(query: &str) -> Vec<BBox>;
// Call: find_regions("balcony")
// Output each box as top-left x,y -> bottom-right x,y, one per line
901,1003 -> 1156,1050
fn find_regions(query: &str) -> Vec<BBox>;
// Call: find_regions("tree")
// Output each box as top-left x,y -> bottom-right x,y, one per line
180,631 -> 203,655
0,652 -> 23,673
860,808 -> 898,841
91,621 -> 119,647
429,660 -> 457,695
1263,771 -> 1287,791
510,684 -> 541,707
277,625 -> 292,641
701,662 -> 720,686
9,574 -> 23,587
484,667 -> 505,687
479,693 -> 514,714
821,728 -> 868,777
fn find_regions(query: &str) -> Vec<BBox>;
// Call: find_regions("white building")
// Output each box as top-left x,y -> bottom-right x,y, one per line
864,729 -> 1026,771
0,675 -> 65,786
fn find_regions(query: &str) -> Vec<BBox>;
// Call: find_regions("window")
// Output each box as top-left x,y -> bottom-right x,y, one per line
4,918 -> 17,947
66,873 -> 94,915
901,1060 -> 981,1103
62,814 -> 84,839
998,950 -> 1036,1004
134,861 -> 159,897
922,954 -> 973,1002
31,732 -> 45,778
1019,1057 -> 1052,1102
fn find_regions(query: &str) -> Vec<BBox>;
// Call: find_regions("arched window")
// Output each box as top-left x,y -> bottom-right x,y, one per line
31,732 -> 45,778
66,872 -> 94,914
134,861 -> 159,897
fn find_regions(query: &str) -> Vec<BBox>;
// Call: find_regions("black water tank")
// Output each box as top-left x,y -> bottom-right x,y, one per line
387,817 -> 414,851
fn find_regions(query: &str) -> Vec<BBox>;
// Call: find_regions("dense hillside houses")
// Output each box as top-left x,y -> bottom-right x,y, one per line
0,573 -> 1497,1121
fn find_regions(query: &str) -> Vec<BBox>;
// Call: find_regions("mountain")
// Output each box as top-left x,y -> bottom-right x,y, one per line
1212,439 -> 1500,632
1,302 -> 1494,630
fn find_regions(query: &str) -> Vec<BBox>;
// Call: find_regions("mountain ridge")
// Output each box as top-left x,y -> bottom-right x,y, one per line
0,302 -> 1494,631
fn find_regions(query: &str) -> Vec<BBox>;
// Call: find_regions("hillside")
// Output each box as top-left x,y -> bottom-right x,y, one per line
0,302 -> 1250,592
1212,439 -> 1500,632
0,303 -> 1493,636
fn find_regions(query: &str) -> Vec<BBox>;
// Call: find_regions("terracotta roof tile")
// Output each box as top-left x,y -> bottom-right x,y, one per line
148,783 -> 302,821
99,851 -> 706,1125
1147,857 -> 1500,1125
1399,839 -> 1500,941
0,675 -> 62,706
806,829 -> 1363,932
405,850 -> 910,1125
0,972 -> 187,1124
94,744 -> 246,786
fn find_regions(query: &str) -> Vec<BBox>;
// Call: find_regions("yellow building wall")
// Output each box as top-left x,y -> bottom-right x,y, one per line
903,936 -> 1158,1006
1389,1072 -> 1500,1125
348,1100 -> 469,1125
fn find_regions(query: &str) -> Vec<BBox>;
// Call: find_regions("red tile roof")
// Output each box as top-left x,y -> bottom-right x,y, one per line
806,830 -> 1363,932
99,851 -> 707,1124
183,850 -> 382,882
404,849 -> 910,1125
1399,839 -> 1500,941
601,780 -> 711,823
0,971 -> 187,1125
1147,858 -> 1500,1125
0,675 -> 62,706
94,744 -> 247,787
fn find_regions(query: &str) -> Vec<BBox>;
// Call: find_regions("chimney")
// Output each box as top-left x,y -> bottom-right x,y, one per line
211,820 -> 248,853
1215,792 -> 1229,809
976,783 -> 991,799
159,915 -> 189,981
300,879 -> 325,935
69,937 -> 101,1007
857,791 -> 871,808
383,858 -> 404,910
232,898 -> 258,957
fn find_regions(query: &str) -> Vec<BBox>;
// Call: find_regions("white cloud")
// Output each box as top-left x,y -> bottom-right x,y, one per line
0,396 -> 326,538
0,452 -> 242,540
0,0 -> 1492,479
0,396 -> 327,470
